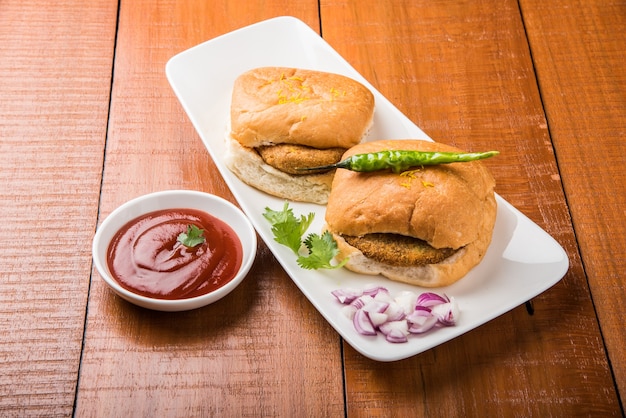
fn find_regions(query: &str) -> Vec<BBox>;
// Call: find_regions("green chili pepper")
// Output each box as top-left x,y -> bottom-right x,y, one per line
299,149 -> 499,173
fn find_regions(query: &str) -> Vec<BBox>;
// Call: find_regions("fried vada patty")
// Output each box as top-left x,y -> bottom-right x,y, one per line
342,233 -> 457,266
257,144 -> 346,175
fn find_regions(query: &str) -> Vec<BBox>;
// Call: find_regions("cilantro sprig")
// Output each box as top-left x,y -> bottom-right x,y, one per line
263,202 -> 314,254
263,202 -> 348,270
177,224 -> 206,248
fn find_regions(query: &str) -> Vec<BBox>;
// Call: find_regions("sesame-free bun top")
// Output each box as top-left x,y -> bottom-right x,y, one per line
229,67 -> 375,149
325,139 -> 496,250
325,139 -> 497,286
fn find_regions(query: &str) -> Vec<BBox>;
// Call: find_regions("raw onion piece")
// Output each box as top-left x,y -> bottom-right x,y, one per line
379,321 -> 409,343
353,309 -> 377,336
394,291 -> 418,314
416,292 -> 450,307
406,310 -> 438,334
340,305 -> 357,320
368,311 -> 389,327
383,302 -> 406,322
363,285 -> 389,297
331,288 -> 362,304
430,297 -> 459,326
333,285 -> 460,343
361,299 -> 389,314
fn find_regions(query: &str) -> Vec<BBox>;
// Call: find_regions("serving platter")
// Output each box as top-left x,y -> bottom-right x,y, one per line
166,16 -> 569,361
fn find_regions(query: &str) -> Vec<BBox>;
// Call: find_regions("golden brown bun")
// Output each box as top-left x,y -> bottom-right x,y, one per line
327,202 -> 495,287
229,67 -> 374,149
224,135 -> 333,205
325,139 -> 497,287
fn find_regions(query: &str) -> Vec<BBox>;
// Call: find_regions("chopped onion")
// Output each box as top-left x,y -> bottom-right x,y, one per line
407,313 -> 438,334
394,290 -> 418,314
379,321 -> 409,343
362,285 -> 389,297
361,299 -> 389,314
353,308 -> 377,335
368,311 -> 389,327
373,290 -> 394,303
430,297 -> 459,326
340,305 -> 357,320
383,302 -> 406,322
350,294 -> 373,310
331,288 -> 362,304
416,292 -> 450,307
405,306 -> 432,321
385,329 -> 409,343
331,286 -> 460,343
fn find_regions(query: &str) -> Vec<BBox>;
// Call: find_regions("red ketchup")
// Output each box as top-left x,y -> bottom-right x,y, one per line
106,208 -> 243,300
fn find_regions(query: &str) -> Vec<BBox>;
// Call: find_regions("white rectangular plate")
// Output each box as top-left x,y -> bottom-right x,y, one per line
166,16 -> 569,361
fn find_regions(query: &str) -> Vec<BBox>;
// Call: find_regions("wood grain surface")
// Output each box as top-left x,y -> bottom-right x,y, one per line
1,0 -> 623,416
520,0 -> 626,401
0,0 -> 117,416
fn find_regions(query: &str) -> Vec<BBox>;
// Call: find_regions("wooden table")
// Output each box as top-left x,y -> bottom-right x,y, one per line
1,0 -> 624,416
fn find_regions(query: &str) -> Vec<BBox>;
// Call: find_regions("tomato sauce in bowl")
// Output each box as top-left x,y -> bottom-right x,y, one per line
107,208 -> 243,300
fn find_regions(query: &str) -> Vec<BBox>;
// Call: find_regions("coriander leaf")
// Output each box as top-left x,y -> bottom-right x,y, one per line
297,231 -> 348,270
263,203 -> 348,269
177,224 -> 206,248
263,202 -> 314,254
269,221 -> 304,254
263,202 -> 295,225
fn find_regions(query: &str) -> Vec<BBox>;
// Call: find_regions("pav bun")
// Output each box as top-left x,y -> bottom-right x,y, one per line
225,137 -> 334,205
324,139 -> 497,287
225,67 -> 374,204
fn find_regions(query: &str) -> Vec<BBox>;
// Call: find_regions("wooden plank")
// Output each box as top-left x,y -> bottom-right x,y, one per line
520,0 -> 626,405
0,0 -> 117,416
320,0 -> 621,415
75,1 -> 345,416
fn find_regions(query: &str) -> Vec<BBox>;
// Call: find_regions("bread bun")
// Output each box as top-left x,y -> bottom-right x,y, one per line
225,67 -> 375,204
224,135 -> 333,205
324,139 -> 497,287
230,67 -> 374,149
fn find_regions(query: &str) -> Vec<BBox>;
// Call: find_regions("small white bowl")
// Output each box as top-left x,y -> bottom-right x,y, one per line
92,190 -> 257,311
